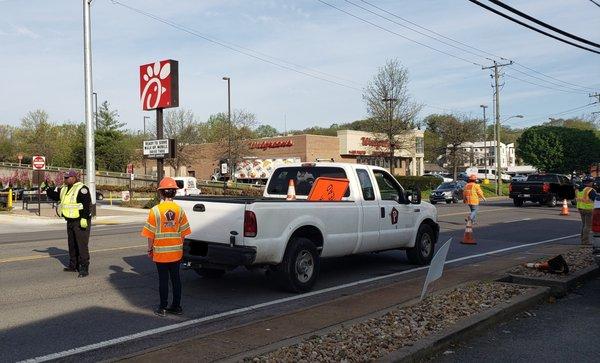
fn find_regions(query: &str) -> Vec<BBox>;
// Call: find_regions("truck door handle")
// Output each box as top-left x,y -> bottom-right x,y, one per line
193,204 -> 206,212
380,207 -> 385,218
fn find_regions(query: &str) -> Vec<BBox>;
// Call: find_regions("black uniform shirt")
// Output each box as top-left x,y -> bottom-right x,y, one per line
46,184 -> 92,220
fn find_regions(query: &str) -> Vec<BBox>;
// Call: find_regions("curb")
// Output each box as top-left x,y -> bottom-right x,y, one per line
376,285 -> 550,363
502,265 -> 600,297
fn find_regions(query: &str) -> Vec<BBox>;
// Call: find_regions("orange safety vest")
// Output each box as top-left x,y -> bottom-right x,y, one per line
463,182 -> 484,205
141,201 -> 191,263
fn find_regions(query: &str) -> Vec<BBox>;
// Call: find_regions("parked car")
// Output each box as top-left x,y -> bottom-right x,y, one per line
509,173 -> 576,207
176,162 -> 438,292
174,177 -> 201,197
511,174 -> 528,182
429,182 -> 464,204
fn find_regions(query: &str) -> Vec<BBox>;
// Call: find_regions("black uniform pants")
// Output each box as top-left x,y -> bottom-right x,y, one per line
66,219 -> 91,268
156,262 -> 182,309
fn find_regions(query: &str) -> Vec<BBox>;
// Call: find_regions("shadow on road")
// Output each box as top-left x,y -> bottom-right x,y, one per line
32,247 -> 70,268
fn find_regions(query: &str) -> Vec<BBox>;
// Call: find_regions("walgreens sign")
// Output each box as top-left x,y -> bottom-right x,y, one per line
139,59 -> 179,110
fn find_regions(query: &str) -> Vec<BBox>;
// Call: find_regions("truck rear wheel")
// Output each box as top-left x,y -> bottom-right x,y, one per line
194,267 -> 226,278
513,198 -> 524,207
406,224 -> 435,265
547,195 -> 557,207
275,237 -> 320,293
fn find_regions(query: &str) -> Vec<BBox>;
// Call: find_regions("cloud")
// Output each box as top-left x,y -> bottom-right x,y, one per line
13,25 -> 40,39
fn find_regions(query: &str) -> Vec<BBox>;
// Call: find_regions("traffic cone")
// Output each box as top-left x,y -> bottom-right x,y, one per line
286,179 -> 296,200
560,199 -> 569,216
460,219 -> 476,245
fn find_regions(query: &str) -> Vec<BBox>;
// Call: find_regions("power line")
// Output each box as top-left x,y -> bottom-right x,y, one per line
506,67 -> 589,94
109,0 -> 362,92
357,0 -> 598,93
467,0 -> 600,55
505,73 -> 591,94
590,0 -> 600,9
316,0 -> 485,67
489,0 -> 600,48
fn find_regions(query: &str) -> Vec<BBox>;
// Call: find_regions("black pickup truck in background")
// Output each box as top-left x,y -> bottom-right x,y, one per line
509,174 -> 576,207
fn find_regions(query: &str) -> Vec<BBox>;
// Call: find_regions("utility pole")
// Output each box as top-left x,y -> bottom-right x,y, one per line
156,109 -> 164,184
222,77 -> 232,184
83,0 -> 96,215
480,104 -> 488,175
483,60 -> 512,195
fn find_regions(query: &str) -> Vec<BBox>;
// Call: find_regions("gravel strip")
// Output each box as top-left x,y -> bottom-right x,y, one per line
509,246 -> 594,280
247,282 -> 530,363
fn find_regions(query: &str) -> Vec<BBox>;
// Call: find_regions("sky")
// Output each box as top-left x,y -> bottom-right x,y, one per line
0,0 -> 599,132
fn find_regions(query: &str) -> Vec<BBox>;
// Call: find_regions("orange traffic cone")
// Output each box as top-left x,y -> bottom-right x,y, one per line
461,219 -> 476,245
560,199 -> 569,216
286,179 -> 296,200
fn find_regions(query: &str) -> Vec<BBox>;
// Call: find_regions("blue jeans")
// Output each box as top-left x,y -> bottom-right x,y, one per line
468,204 -> 479,222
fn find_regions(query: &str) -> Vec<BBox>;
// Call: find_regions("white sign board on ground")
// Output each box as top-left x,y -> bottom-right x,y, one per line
32,155 -> 46,170
420,238 -> 452,301
121,191 -> 130,202
143,139 -> 169,157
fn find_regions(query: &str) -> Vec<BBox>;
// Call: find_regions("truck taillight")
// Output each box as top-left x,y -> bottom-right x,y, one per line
509,184 -> 512,193
244,211 -> 257,237
542,182 -> 550,193
592,208 -> 600,233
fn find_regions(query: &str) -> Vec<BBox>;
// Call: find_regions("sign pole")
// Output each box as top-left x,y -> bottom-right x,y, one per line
156,108 -> 164,185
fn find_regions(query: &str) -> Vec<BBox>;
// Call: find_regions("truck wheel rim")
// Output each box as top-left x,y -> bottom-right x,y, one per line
295,250 -> 314,283
421,234 -> 432,257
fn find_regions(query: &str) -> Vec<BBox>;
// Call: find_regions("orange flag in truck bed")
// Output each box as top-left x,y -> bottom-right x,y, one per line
307,177 -> 349,201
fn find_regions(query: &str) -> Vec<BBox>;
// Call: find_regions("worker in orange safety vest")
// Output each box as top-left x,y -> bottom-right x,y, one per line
463,174 -> 486,223
141,177 -> 191,317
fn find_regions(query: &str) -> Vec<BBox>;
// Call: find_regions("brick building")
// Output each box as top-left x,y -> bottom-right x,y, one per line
141,129 -> 425,180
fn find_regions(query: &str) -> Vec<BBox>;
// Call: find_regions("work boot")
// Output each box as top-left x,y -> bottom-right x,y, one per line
166,306 -> 183,315
77,264 -> 89,278
154,307 -> 167,317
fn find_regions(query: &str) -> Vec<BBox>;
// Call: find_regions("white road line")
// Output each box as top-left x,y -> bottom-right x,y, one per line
503,218 -> 532,223
20,233 -> 579,363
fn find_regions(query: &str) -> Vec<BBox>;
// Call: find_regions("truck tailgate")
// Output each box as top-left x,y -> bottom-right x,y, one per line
179,200 -> 247,245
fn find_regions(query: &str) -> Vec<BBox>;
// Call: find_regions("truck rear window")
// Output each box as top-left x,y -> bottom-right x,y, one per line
267,167 -> 350,197
526,175 -> 558,182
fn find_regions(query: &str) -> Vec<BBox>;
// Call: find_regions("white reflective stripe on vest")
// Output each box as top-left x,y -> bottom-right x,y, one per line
153,244 -> 184,253
59,182 -> 84,218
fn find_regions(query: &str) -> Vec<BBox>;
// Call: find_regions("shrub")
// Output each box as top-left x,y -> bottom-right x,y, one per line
395,176 -> 441,191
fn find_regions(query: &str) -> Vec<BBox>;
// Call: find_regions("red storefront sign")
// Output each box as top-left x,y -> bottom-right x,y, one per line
139,59 -> 179,110
249,139 -> 294,151
361,137 -> 389,148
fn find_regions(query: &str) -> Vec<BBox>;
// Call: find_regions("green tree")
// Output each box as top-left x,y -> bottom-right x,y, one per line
363,59 -> 422,174
517,126 -> 600,173
163,109 -> 203,173
255,124 -> 279,138
97,101 -> 126,131
15,110 -> 60,164
0,125 -> 15,162
94,101 -> 130,172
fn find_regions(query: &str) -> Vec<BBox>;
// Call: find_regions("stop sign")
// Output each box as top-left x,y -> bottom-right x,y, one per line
32,155 -> 46,170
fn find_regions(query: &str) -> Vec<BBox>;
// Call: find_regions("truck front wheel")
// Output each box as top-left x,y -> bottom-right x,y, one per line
406,224 -> 435,265
275,237 -> 320,293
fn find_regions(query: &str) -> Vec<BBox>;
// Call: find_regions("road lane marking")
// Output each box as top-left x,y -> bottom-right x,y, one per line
438,208 -> 511,217
0,245 -> 146,264
20,233 -> 579,363
503,218 -> 532,223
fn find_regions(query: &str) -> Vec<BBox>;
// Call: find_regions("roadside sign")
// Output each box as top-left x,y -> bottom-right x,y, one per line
121,191 -> 130,202
127,163 -> 134,174
221,163 -> 228,175
32,155 -> 46,170
143,139 -> 170,158
130,173 -> 135,181
420,238 -> 452,301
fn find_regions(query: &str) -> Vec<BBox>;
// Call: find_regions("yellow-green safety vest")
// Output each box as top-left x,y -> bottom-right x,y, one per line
59,182 -> 84,218
576,187 -> 594,210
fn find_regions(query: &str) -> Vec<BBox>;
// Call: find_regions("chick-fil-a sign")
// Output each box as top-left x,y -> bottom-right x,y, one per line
139,59 -> 179,110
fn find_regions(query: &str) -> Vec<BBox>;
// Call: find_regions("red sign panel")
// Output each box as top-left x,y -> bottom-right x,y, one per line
127,163 -> 134,174
140,59 -> 179,110
249,139 -> 294,151
32,155 -> 46,170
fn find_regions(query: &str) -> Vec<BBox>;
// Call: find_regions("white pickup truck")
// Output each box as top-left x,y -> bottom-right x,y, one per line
176,162 -> 439,292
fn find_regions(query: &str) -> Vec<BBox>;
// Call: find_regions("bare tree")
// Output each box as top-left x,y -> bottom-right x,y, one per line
363,59 -> 422,174
163,109 -> 203,174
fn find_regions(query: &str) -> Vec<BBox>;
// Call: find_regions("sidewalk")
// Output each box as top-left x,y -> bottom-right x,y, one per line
119,242 -> 576,363
0,203 -> 146,231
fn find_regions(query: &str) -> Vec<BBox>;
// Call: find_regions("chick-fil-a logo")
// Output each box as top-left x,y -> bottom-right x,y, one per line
139,59 -> 179,110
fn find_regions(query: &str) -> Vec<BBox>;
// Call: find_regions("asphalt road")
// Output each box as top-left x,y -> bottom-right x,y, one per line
0,199 -> 583,362
433,275 -> 600,362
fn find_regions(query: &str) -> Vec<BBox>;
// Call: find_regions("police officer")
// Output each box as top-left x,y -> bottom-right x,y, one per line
44,170 -> 92,277
576,178 -> 597,245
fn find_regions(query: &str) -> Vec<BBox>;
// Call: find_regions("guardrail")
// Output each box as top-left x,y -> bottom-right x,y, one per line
0,162 -> 156,180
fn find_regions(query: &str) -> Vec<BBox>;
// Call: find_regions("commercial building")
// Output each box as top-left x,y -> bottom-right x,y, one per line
143,129 -> 425,180
444,140 -> 516,169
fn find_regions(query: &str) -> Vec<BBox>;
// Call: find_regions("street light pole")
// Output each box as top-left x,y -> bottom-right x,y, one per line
83,0 -> 96,215
92,91 -> 98,130
497,114 -> 524,195
480,104 -> 488,177
223,76 -> 231,184
143,116 -> 150,176
143,116 -> 150,135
